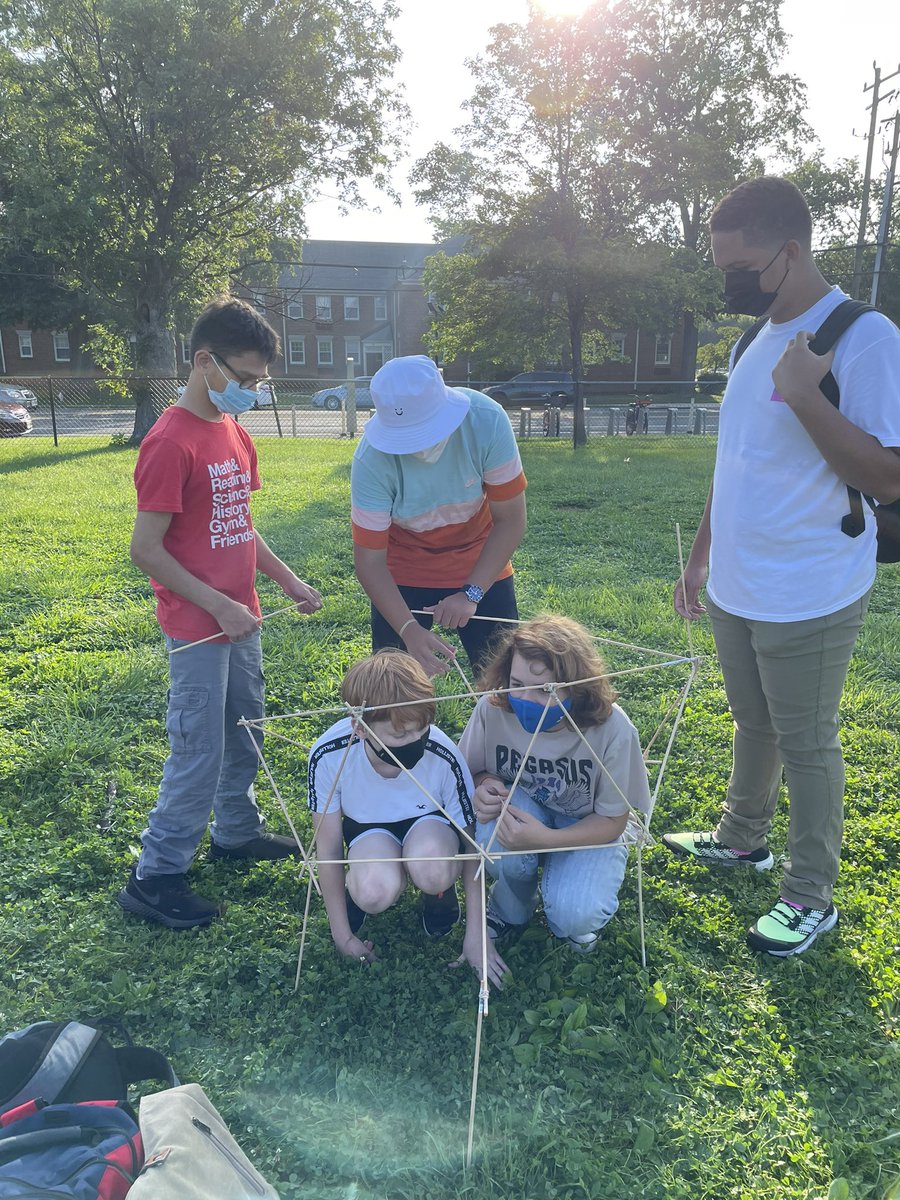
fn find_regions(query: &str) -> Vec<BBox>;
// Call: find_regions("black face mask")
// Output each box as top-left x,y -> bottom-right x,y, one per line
723,243 -> 788,317
369,730 -> 429,770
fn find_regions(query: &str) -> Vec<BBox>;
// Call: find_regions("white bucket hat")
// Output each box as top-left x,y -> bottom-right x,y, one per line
364,355 -> 471,454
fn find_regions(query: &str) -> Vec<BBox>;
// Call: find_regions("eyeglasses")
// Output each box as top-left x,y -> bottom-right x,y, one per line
210,352 -> 272,391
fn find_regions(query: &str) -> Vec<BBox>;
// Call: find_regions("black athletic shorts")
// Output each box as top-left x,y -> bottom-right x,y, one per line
342,812 -> 464,851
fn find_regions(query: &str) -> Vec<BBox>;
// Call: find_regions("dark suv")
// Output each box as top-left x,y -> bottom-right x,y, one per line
484,371 -> 574,408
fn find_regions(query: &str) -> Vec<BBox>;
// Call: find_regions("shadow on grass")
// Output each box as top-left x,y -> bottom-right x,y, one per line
0,441 -> 134,476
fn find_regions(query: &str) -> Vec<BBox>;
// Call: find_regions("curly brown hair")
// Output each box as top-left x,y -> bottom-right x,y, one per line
341,649 -> 436,733
478,614 -> 616,729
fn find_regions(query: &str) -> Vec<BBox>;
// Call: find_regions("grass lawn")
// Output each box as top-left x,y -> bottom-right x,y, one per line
0,437 -> 898,1200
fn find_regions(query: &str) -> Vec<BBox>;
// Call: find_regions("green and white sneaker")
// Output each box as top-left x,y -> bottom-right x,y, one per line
747,899 -> 839,957
661,830 -> 774,872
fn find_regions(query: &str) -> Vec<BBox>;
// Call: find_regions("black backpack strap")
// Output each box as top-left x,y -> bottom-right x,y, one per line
808,299 -> 876,356
806,300 -> 877,538
114,1045 -> 179,1089
731,317 -> 768,368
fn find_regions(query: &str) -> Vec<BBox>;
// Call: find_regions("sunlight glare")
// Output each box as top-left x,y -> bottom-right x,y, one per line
534,0 -> 596,17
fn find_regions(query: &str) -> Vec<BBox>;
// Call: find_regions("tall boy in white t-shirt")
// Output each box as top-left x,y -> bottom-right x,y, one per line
307,650 -> 507,988
667,176 -> 900,956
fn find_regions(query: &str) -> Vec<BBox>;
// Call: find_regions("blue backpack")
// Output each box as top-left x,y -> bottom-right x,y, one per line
0,1097 -> 142,1199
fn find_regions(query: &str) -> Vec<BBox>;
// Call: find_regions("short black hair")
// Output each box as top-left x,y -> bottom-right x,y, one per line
189,297 -> 280,364
710,177 -> 813,250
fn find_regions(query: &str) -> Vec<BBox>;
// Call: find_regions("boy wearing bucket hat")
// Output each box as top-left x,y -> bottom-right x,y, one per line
351,355 -> 527,677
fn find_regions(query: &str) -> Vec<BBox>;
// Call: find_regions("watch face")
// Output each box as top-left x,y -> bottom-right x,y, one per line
465,584 -> 484,603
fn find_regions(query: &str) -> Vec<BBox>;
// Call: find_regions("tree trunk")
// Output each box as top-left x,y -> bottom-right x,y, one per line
569,298 -> 586,449
129,302 -> 178,445
680,309 -> 698,389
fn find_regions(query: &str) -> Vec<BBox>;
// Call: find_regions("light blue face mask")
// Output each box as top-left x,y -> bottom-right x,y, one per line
508,693 -> 572,734
206,355 -> 260,415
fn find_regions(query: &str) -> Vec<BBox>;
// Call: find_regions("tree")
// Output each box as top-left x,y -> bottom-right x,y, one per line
413,4 -> 693,447
606,0 -> 810,376
0,0 -> 402,439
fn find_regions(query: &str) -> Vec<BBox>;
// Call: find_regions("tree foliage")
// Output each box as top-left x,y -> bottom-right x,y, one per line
412,4 -> 674,445
0,0 -> 403,437
413,0 -> 807,442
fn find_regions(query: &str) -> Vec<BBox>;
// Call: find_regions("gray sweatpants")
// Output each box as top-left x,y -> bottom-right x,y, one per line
137,631 -> 267,878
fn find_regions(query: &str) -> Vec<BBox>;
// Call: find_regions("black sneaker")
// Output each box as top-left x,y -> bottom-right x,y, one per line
422,887 -> 461,938
116,869 -> 220,929
485,908 -> 526,945
346,891 -> 367,936
208,831 -> 302,861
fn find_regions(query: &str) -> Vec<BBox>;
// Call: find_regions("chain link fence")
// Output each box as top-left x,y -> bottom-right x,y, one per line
0,373 -> 722,446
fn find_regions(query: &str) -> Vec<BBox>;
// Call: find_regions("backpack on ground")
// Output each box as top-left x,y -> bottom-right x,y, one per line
0,1097 -> 143,1199
128,1083 -> 280,1199
732,298 -> 900,563
0,1020 -> 178,1117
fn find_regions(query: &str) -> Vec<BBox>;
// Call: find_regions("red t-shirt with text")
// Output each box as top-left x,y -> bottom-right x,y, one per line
134,407 -> 262,641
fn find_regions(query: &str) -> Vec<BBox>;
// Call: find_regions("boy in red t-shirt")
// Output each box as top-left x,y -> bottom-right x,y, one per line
117,298 -> 322,929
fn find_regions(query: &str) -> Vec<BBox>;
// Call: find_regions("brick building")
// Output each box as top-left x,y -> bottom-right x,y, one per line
0,235 -> 689,384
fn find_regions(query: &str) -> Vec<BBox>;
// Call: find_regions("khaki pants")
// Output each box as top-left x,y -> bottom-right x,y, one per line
706,590 -> 870,908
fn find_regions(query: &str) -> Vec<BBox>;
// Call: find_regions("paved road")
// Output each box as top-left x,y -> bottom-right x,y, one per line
21,401 -> 719,441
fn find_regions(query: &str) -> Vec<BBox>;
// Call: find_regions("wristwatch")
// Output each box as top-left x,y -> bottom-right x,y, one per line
463,583 -> 485,604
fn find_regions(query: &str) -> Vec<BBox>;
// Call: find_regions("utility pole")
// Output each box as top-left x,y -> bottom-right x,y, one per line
852,64 -> 881,299
870,111 -> 900,307
853,62 -> 900,299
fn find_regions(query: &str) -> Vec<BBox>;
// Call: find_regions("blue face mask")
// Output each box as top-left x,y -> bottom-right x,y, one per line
508,693 -> 572,733
206,355 -> 260,415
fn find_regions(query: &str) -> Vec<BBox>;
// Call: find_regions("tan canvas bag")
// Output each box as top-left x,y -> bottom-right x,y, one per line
128,1082 -> 279,1199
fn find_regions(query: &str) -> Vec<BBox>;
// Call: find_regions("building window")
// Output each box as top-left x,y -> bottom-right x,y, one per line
317,336 -> 334,366
316,295 -> 332,322
52,330 -> 71,362
288,336 -> 305,366
373,294 -> 387,321
180,338 -> 191,364
17,331 -> 33,359
344,336 -> 361,366
611,333 -> 626,359
655,334 -> 672,366
344,295 -> 360,321
251,292 -> 266,313
287,299 -> 303,320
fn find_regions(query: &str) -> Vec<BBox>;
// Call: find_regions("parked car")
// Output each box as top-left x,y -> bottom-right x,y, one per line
0,384 -> 38,411
483,371 -> 574,407
311,378 -> 374,411
0,395 -> 33,437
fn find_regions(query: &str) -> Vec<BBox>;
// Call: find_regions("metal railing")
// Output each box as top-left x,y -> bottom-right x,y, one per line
0,374 -> 722,446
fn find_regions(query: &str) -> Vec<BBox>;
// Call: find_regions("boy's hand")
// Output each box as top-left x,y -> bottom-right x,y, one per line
474,777 -> 509,823
214,598 -> 263,642
673,561 -> 707,621
402,621 -> 457,677
282,575 -> 323,614
451,931 -> 509,989
336,933 -> 378,965
423,592 -> 478,629
496,804 -> 546,851
772,331 -> 835,406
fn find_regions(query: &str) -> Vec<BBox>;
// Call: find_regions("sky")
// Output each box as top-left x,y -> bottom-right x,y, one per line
303,0 -> 900,244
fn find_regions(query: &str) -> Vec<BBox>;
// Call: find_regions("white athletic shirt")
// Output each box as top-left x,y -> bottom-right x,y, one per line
307,718 -> 475,829
707,287 -> 900,621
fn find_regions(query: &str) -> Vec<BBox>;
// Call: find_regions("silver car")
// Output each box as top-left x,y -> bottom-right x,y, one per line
311,377 -> 373,411
0,384 -> 39,411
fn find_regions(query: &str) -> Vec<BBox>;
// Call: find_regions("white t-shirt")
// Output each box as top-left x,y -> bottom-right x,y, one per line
708,287 -> 900,621
307,718 -> 475,829
458,697 -> 652,825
